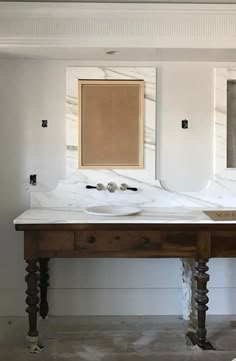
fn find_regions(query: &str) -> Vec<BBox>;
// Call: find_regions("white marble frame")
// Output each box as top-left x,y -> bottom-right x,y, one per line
66,67 -> 157,182
215,67 -> 236,180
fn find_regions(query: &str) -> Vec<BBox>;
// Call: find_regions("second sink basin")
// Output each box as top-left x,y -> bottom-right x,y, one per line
83,205 -> 141,217
204,210 -> 236,221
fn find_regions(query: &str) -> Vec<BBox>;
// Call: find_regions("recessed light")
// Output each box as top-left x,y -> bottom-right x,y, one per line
106,50 -> 120,55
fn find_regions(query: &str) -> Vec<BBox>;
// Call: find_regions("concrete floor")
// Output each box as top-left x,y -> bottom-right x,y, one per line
1,316 -> 236,360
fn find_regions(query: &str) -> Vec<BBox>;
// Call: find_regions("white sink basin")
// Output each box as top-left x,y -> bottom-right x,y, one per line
204,210 -> 236,221
83,205 -> 141,217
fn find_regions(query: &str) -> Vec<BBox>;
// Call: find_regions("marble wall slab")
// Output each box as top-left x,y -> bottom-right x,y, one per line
66,67 -> 156,180
31,66 -> 236,209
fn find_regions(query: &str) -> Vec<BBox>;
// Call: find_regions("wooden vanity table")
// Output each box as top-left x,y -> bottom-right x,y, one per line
14,207 -> 236,352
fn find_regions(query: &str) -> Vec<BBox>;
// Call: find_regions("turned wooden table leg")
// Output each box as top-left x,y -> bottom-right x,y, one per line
39,258 -> 50,319
195,258 -> 211,349
25,260 -> 42,353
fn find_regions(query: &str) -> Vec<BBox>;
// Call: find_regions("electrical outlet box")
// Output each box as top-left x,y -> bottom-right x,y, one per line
42,120 -> 48,128
30,174 -> 37,186
182,119 -> 188,129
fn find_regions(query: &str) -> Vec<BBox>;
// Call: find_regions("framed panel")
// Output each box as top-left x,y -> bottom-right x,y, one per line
66,67 -> 157,181
78,80 -> 144,169
227,80 -> 236,168
215,67 -> 236,180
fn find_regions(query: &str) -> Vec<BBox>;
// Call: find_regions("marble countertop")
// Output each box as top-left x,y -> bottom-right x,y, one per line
13,207 -> 236,225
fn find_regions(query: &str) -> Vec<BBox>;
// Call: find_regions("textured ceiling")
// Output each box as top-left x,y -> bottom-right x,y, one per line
1,47 -> 236,61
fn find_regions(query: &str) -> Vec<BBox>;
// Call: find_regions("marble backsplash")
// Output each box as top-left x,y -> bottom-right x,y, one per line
31,66 -> 236,209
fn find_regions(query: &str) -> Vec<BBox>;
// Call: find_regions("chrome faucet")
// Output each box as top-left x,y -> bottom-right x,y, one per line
107,182 -> 117,193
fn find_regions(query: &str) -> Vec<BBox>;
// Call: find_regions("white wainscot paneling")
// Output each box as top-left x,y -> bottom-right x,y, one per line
47,259 -> 182,316
208,258 -> 236,288
49,259 -> 182,289
49,288 -> 182,316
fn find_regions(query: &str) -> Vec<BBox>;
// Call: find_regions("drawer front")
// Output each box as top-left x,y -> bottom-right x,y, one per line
162,231 -> 198,252
38,231 -> 74,251
211,231 -> 236,256
75,231 -> 162,252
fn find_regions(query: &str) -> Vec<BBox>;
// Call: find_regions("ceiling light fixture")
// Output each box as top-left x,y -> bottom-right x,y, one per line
105,50 -> 120,55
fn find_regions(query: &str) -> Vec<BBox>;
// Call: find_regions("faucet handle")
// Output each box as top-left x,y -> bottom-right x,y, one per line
86,183 -> 104,191
120,183 -> 138,192
107,182 -> 117,193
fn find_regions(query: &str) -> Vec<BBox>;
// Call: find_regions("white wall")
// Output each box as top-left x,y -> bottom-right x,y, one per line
159,63 -> 213,191
1,59 -> 236,316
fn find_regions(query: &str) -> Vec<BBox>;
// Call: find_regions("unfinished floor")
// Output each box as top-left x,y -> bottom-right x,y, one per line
1,316 -> 236,361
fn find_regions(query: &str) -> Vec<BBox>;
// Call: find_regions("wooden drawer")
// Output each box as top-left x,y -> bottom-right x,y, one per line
162,231 -> 198,252
211,231 -> 236,257
75,230 -> 162,252
38,231 -> 74,251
